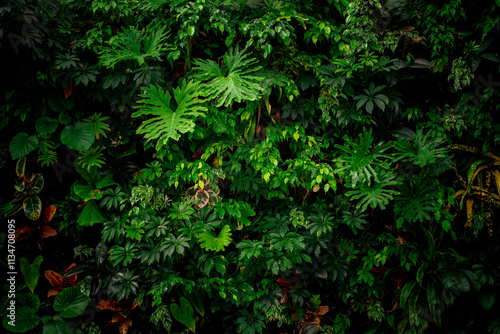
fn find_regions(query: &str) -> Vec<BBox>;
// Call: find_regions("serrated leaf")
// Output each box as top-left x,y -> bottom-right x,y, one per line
60,122 -> 95,151
10,133 -> 39,160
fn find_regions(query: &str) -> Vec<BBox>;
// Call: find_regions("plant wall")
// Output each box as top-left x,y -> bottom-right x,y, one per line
1,0 -> 500,333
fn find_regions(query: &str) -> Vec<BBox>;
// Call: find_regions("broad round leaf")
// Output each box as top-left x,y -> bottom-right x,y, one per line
35,116 -> 58,135
41,315 -> 74,334
60,122 -> 95,151
10,133 -> 39,160
3,306 -> 40,332
53,287 -> 88,318
170,297 -> 195,332
23,196 -> 42,220
18,291 -> 41,311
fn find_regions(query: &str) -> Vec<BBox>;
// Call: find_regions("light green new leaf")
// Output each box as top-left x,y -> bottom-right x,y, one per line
198,225 -> 232,252
192,46 -> 263,106
20,255 -> 43,293
132,81 -> 206,150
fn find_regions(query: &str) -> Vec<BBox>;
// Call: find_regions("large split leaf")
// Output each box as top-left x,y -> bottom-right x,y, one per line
132,80 -> 206,150
192,46 -> 263,107
198,225 -> 232,252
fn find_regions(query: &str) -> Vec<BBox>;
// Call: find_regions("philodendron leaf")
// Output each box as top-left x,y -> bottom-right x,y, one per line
20,255 -> 44,293
60,122 -> 95,151
77,199 -> 106,226
170,297 -> 195,333
198,225 -> 232,252
23,196 -> 42,220
41,315 -> 73,334
18,291 -> 41,311
35,116 -> 58,135
3,306 -> 40,333
10,132 -> 39,160
53,287 -> 88,318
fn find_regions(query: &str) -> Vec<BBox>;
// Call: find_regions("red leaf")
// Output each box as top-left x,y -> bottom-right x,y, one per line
98,300 -> 125,312
120,318 -> 132,334
43,205 -> 57,224
41,226 -> 57,238
317,305 -> 329,316
45,270 -> 63,289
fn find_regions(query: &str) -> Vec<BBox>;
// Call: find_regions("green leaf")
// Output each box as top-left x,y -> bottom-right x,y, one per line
10,133 -> 39,160
29,174 -> 44,194
77,200 -> 106,226
400,279 -> 416,309
3,307 -> 40,333
35,117 -> 58,135
20,255 -> 43,293
18,291 -> 40,311
41,315 -> 73,334
170,297 -> 195,333
478,288 -> 496,311
23,196 -> 42,220
192,46 -> 263,107
427,282 -> 441,328
53,287 -> 88,318
132,81 -> 206,150
95,174 -> 115,188
198,225 -> 232,252
60,122 -> 95,151
16,157 -> 26,178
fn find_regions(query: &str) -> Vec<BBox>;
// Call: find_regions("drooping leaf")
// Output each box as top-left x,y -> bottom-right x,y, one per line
77,200 -> 106,226
170,297 -> 195,333
10,132 -> 39,160
20,255 -> 43,293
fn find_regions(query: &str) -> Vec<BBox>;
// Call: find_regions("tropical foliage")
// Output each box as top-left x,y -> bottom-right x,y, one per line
1,0 -> 500,333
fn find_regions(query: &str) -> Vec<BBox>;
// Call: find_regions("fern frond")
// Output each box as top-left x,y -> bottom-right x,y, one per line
132,81 -> 206,150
